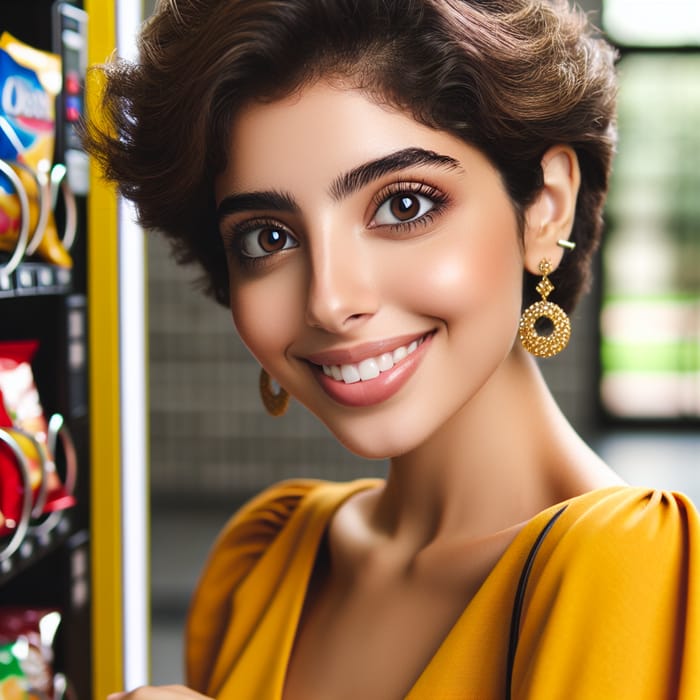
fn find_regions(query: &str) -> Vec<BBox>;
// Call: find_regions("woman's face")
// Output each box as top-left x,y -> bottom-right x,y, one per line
216,82 -> 526,458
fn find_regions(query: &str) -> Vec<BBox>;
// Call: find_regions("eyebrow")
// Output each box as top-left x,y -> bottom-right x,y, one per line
329,147 -> 462,201
217,190 -> 299,223
216,147 -> 463,223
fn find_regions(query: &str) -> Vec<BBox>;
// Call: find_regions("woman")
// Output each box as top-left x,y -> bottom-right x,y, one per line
89,0 -> 699,698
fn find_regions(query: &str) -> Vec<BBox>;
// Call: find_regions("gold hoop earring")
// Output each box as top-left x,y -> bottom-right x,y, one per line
259,369 -> 289,417
519,259 -> 571,358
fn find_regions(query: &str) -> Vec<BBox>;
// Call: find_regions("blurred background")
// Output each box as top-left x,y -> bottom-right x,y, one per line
144,0 -> 700,683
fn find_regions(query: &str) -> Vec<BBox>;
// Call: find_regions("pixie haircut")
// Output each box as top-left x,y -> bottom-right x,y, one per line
84,0 -> 617,311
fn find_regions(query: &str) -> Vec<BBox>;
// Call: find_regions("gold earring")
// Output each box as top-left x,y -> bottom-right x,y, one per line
259,369 -> 289,416
519,259 -> 571,358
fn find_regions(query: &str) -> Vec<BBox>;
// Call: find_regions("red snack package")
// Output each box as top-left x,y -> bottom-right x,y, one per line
0,425 -> 42,540
0,425 -> 31,539
0,341 -> 75,531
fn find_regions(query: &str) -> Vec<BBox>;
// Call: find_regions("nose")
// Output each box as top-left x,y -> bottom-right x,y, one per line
304,229 -> 378,333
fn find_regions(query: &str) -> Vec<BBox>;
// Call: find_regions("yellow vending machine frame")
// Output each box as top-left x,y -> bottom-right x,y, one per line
86,1 -> 149,696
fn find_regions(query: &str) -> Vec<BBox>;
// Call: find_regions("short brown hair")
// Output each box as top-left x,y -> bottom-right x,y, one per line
84,0 -> 617,311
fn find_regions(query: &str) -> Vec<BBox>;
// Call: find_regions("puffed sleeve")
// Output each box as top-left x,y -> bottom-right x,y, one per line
184,479 -> 321,693
514,488 -> 700,699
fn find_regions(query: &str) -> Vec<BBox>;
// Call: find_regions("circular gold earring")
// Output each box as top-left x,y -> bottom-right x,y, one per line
259,369 -> 290,416
519,259 -> 571,358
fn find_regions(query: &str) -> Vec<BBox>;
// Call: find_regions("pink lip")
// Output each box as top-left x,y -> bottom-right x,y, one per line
309,332 -> 434,408
305,332 -> 430,366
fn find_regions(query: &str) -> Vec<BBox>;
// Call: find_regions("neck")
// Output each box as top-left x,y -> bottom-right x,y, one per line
371,346 -> 616,549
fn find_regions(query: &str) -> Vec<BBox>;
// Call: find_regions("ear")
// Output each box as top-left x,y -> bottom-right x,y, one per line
523,145 -> 581,275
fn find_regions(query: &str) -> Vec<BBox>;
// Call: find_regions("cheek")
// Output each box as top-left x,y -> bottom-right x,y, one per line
389,224 -> 524,322
229,274 -> 301,365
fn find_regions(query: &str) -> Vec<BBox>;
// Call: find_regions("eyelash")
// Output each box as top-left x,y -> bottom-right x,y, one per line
370,181 -> 450,233
226,217 -> 298,272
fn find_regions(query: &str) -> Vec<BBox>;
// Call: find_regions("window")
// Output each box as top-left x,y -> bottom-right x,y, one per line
599,4 -> 700,419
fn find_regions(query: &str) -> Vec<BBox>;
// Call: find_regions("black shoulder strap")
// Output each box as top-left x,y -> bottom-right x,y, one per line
505,504 -> 568,700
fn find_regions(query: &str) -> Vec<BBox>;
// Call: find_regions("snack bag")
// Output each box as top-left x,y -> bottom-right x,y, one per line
0,341 -> 75,534
0,640 -> 30,700
0,32 -> 72,268
0,424 -> 28,539
0,422 -> 45,539
0,183 -> 21,245
0,608 -> 62,700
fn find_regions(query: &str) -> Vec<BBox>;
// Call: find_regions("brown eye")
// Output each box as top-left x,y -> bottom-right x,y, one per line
237,223 -> 299,258
258,227 -> 288,252
372,189 -> 436,227
390,194 -> 420,221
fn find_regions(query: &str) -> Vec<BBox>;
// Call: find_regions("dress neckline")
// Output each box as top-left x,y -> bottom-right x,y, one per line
275,481 -> 631,699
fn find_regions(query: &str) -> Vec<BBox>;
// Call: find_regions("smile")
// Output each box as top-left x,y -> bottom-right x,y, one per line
321,336 -> 427,384
306,331 -> 434,408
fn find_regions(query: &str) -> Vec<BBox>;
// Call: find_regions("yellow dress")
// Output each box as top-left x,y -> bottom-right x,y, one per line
185,480 -> 700,699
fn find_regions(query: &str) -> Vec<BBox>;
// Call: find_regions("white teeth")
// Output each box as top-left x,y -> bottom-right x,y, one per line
358,358 -> 380,381
378,353 -> 394,371
321,335 -> 427,384
341,364 -> 361,383
393,346 -> 407,362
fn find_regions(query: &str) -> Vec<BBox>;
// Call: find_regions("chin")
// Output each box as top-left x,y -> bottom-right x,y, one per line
322,418 -> 428,462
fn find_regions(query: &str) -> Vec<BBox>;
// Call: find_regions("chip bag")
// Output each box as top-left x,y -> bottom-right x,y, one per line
0,640 -> 29,700
0,607 -> 62,700
0,426 -> 32,541
0,32 -> 72,268
0,166 -> 23,251
0,341 -> 74,538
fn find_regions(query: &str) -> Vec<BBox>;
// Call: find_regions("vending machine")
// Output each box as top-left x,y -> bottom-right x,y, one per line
0,1 -> 148,697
